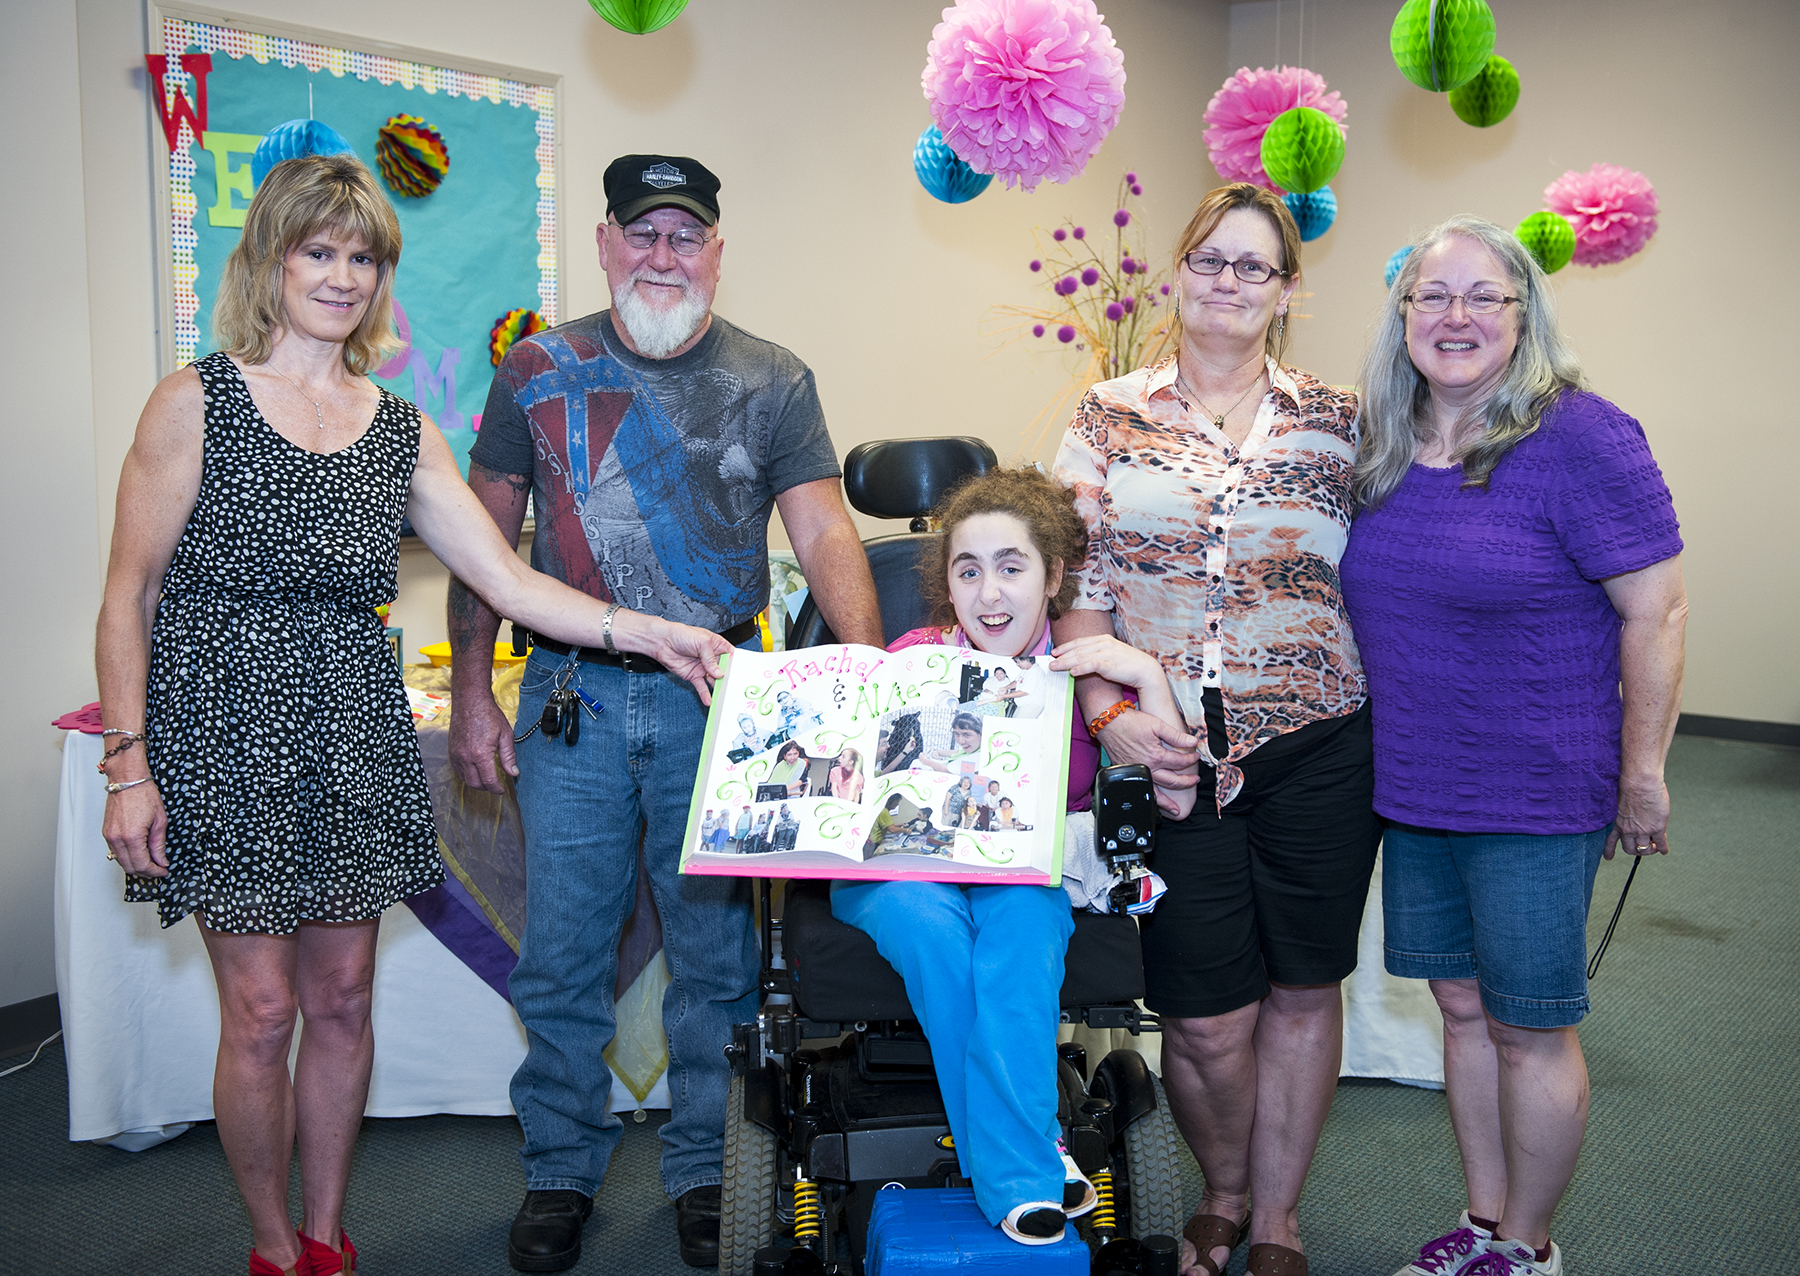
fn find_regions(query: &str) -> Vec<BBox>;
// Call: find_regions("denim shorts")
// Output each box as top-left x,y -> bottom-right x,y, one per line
1381,822 -> 1610,1028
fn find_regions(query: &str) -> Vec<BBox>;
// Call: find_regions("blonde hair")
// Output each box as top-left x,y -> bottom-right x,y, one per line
213,154 -> 403,375
1355,215 -> 1586,506
1172,183 -> 1304,365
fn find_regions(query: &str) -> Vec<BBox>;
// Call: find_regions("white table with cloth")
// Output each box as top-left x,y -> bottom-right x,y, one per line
54,669 -> 1441,1147
53,664 -> 671,1147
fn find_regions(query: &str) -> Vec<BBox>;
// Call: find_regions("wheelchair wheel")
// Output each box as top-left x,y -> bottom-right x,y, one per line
719,1072 -> 779,1276
1117,1069 -> 1185,1239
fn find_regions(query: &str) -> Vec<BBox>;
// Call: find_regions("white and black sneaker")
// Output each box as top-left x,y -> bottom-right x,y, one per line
1056,1137 -> 1098,1217
1472,1237 -> 1562,1276
1390,1212 -> 1495,1276
1002,1202 -> 1068,1246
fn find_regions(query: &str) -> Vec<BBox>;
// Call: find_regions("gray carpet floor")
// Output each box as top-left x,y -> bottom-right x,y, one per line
3,735 -> 1795,1275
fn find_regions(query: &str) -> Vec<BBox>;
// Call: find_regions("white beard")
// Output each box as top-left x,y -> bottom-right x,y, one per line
611,271 -> 710,358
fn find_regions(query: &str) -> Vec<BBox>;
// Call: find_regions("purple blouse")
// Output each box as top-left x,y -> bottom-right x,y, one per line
1339,391 -> 1682,833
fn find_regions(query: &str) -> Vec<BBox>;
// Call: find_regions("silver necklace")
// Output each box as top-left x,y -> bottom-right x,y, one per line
270,366 -> 328,429
1175,364 -> 1264,430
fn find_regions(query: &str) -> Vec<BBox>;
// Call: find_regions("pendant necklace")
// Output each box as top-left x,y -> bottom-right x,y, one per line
1175,364 -> 1264,430
271,366 -> 328,429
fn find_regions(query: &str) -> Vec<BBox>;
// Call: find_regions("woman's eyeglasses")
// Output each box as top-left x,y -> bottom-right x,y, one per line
1404,290 -> 1520,314
1183,252 -> 1289,284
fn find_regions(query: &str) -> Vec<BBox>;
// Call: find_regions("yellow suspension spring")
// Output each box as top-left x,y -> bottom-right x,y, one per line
1089,1169 -> 1117,1234
793,1177 -> 822,1241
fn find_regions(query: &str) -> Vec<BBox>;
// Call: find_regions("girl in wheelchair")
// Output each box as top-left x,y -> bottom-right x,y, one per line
830,467 -> 1195,1247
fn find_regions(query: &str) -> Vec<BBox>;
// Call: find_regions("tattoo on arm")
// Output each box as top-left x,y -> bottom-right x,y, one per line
469,460 -> 531,496
447,578 -> 496,650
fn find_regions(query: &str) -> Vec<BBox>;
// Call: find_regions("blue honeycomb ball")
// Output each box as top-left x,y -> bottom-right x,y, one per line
1283,186 -> 1338,242
1385,245 -> 1416,289
913,125 -> 994,204
252,119 -> 356,187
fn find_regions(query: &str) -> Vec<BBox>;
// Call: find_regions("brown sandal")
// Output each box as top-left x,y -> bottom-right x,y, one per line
1246,1241 -> 1308,1275
1182,1211 -> 1250,1276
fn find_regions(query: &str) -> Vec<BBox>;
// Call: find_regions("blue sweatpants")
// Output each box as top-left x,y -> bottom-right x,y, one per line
831,880 -> 1074,1225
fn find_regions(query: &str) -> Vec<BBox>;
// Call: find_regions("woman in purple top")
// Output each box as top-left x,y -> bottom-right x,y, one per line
1339,216 -> 1687,1276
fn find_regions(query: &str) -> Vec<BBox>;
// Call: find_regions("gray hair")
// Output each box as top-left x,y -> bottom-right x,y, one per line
1354,214 -> 1586,507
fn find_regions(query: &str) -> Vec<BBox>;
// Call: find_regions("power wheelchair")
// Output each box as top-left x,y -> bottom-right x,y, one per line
715,439 -> 1185,1275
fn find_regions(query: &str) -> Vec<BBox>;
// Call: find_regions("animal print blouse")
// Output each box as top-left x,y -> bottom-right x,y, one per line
1053,355 -> 1367,811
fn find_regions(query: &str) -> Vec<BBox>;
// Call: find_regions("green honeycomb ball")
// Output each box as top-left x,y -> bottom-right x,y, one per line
1260,107 -> 1345,196
1515,211 -> 1575,274
1391,0 -> 1498,93
588,0 -> 688,34
1449,54 -> 1520,126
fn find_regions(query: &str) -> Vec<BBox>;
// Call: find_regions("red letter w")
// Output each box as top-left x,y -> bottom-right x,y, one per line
144,53 -> 213,153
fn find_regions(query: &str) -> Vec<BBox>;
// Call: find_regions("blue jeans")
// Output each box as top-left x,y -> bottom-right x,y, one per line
831,880 -> 1074,1225
509,649 -> 759,1198
1381,822 -> 1610,1029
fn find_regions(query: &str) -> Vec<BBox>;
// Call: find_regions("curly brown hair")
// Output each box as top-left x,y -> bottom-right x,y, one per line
920,467 -> 1088,628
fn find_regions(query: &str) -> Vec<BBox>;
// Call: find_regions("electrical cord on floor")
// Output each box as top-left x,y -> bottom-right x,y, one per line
1586,856 -> 1643,981
0,1030 -> 62,1078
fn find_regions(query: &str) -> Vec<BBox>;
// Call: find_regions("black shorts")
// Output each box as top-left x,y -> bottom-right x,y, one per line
1139,701 -> 1380,1019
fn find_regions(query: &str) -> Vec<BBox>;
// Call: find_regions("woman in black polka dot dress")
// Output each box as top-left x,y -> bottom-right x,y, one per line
132,347 -> 441,934
93,155 -> 734,1276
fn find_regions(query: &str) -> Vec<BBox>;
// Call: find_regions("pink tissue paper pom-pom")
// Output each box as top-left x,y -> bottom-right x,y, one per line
1543,163 -> 1659,267
1203,65 -> 1347,193
922,0 -> 1128,192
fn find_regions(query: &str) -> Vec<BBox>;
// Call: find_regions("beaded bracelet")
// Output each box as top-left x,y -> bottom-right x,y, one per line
1087,700 -> 1134,734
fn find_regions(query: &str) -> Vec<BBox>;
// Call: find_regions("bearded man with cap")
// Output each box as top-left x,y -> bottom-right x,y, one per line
447,155 -> 881,1271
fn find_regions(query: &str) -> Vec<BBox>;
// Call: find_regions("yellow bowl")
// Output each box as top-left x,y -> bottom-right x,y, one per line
418,640 -> 529,668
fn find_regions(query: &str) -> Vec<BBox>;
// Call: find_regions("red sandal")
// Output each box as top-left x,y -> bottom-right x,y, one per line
247,1249 -> 304,1276
298,1228 -> 357,1275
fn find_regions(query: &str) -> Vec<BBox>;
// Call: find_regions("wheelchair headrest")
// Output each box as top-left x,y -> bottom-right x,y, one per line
842,437 -> 998,521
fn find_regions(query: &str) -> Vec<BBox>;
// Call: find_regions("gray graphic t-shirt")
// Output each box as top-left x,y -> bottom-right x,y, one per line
471,312 -> 840,629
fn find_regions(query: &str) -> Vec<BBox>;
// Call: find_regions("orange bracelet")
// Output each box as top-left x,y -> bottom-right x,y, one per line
1087,700 -> 1134,734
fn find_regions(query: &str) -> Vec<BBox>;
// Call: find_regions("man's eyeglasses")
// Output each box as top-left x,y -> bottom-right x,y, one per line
1404,289 -> 1520,314
1183,252 -> 1289,284
613,222 -> 715,256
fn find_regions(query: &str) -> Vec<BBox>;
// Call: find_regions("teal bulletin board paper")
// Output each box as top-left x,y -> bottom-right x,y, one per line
153,15 -> 557,479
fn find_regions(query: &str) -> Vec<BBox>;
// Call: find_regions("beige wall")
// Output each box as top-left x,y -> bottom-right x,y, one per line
1,0 -> 1230,1007
0,3 -> 104,1010
1227,0 -> 1800,727
5,0 -> 1793,1009
373,0 -> 1233,656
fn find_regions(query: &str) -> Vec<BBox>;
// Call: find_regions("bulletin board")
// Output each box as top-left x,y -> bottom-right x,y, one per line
146,4 -> 561,476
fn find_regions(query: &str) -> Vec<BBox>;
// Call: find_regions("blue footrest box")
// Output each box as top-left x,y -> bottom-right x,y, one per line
866,1188 -> 1089,1274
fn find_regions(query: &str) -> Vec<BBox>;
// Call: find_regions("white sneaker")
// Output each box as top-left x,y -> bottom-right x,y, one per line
1474,1237 -> 1562,1276
1055,1137 -> 1097,1217
1391,1212 -> 1495,1276
1002,1201 -> 1067,1246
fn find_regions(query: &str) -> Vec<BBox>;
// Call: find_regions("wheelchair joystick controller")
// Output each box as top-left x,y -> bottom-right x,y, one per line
1093,763 -> 1158,914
